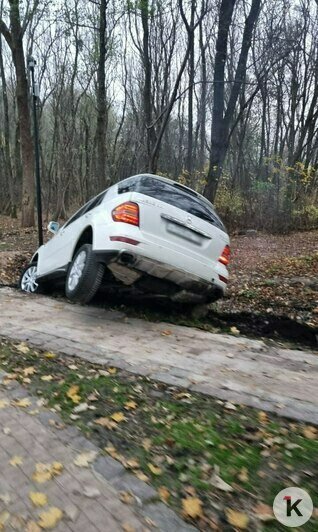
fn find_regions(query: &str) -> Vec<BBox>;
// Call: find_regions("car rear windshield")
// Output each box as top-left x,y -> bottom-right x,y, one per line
118,176 -> 225,231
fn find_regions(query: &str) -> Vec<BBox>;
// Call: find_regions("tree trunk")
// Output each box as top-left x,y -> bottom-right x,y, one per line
1,0 -> 35,226
204,0 -> 261,202
141,0 -> 156,171
198,11 -> 207,172
0,33 -> 14,212
185,0 -> 195,177
96,0 -> 107,188
11,6 -> 34,226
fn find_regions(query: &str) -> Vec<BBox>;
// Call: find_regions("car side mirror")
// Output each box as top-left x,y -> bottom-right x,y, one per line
47,221 -> 60,234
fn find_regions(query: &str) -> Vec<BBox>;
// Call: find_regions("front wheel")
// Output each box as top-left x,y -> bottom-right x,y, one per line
20,263 -> 41,293
65,244 -> 105,304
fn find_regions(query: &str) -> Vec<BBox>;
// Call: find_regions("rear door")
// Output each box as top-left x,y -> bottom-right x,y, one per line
127,176 -> 227,265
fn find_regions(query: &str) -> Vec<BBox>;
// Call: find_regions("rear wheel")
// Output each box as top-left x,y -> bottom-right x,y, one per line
65,244 -> 105,304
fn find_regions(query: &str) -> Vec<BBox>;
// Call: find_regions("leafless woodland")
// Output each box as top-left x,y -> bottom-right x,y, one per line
1,0 -> 318,232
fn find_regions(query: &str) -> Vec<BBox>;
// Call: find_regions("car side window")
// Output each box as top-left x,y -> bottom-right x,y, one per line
63,204 -> 89,229
63,192 -> 106,230
84,191 -> 106,214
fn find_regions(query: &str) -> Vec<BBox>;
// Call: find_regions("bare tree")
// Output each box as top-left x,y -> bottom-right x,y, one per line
0,0 -> 38,226
204,0 -> 262,202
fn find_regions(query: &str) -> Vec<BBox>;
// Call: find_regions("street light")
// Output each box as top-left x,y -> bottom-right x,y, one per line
27,55 -> 43,246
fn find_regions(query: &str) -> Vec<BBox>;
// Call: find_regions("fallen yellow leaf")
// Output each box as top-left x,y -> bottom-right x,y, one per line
125,458 -> 140,469
43,352 -> 56,359
237,467 -> 249,483
26,521 -> 41,532
23,366 -> 36,376
9,456 -> 23,467
29,492 -> 48,507
258,411 -> 269,424
111,412 -> 126,423
0,511 -> 10,529
161,330 -> 172,336
108,367 -> 117,374
225,508 -> 249,529
73,451 -> 98,467
94,417 -> 117,430
303,426 -> 317,440
32,462 -> 63,483
148,463 -> 162,476
41,375 -> 53,382
142,438 -> 152,451
16,342 -> 30,354
182,497 -> 203,519
51,462 -> 63,475
254,503 -> 274,522
124,401 -> 137,410
38,507 -> 63,529
0,400 -> 9,409
119,491 -> 134,504
14,398 -> 31,408
158,486 -> 170,502
122,523 -> 136,532
135,470 -> 149,482
66,385 -> 81,404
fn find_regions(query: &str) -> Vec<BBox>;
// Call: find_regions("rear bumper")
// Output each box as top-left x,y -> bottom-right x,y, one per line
93,247 -> 227,301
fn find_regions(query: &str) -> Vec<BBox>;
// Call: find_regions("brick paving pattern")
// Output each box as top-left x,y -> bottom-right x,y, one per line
0,374 -> 194,531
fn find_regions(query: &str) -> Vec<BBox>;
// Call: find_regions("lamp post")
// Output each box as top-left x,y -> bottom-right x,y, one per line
27,56 -> 43,246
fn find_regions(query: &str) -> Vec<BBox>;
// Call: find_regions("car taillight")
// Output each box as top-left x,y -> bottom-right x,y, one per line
218,245 -> 230,266
112,202 -> 139,226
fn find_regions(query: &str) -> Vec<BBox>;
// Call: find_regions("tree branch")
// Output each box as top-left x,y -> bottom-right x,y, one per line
0,19 -> 12,49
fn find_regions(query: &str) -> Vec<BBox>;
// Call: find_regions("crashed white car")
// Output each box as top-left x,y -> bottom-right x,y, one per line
20,174 -> 230,306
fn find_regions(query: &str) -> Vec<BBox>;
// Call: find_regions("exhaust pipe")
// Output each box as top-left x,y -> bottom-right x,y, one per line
118,252 -> 136,266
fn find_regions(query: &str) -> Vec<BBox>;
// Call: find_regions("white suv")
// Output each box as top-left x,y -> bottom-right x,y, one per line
20,174 -> 230,305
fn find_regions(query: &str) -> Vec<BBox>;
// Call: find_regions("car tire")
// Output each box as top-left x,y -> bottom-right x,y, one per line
19,262 -> 46,294
65,244 -> 104,304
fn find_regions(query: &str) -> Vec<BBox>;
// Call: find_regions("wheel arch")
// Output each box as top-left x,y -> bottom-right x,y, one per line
31,252 -> 39,264
71,226 -> 94,260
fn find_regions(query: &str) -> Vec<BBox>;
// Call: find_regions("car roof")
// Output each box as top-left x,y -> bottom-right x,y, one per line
115,173 -> 214,209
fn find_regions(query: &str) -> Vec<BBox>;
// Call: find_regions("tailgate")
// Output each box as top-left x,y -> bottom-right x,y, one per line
131,191 -> 227,265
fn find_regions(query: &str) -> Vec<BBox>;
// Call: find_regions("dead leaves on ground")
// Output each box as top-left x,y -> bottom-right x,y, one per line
29,492 -> 48,507
302,426 -> 318,440
73,450 -> 98,467
32,462 -> 63,483
9,455 -> 23,467
225,508 -> 249,529
158,486 -> 170,503
147,463 -> 162,476
182,497 -> 203,519
111,411 -> 126,423
13,397 -> 31,408
94,417 -> 117,430
66,385 -> 81,404
38,507 -> 63,529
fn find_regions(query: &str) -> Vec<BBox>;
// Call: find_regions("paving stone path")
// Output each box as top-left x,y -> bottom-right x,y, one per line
0,371 -> 195,531
0,288 -> 318,426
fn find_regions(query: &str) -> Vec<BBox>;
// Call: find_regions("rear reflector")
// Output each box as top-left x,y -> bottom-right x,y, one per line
218,274 -> 228,284
218,245 -> 231,266
110,236 -> 139,245
112,202 -> 139,226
